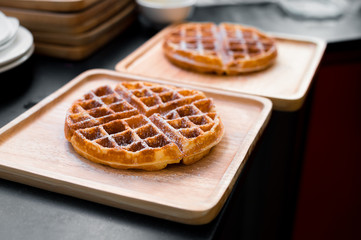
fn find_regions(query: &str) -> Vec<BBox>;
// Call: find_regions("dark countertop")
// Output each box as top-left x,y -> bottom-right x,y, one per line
0,1 -> 360,240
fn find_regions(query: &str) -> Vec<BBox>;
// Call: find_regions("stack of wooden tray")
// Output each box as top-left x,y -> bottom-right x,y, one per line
0,0 -> 136,60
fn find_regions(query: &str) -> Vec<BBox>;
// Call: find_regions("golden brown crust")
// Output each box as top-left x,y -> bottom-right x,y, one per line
163,22 -> 278,75
65,82 -> 224,171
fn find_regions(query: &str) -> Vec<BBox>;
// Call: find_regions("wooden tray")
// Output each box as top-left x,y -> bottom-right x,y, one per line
0,0 -> 99,12
0,0 -> 132,34
34,4 -> 136,60
34,2 -> 136,47
0,69 -> 271,225
116,25 -> 326,111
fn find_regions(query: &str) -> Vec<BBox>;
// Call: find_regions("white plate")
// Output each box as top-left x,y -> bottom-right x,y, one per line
0,11 -> 11,44
0,44 -> 34,74
0,17 -> 20,50
0,19 -> 19,51
0,26 -> 33,67
0,14 -> 19,46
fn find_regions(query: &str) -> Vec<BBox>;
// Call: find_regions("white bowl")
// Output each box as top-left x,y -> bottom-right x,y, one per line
136,0 -> 196,25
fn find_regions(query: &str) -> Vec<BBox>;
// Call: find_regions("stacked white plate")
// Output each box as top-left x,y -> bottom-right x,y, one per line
0,11 -> 34,73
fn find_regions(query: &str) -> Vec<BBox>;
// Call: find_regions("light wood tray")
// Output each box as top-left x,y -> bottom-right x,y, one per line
34,4 -> 136,60
116,25 -> 326,111
0,0 -> 99,12
0,0 -> 132,34
0,69 -> 271,225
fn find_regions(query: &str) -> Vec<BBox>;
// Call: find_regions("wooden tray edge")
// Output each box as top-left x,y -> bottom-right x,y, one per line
0,0 -> 100,12
269,33 -> 326,111
34,13 -> 136,60
0,0 -> 132,34
0,69 -> 272,225
32,2 -> 136,46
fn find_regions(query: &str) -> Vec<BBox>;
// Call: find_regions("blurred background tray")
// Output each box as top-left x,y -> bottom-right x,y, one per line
0,0 -> 132,33
34,3 -> 136,60
0,0 -> 135,60
33,2 -> 135,46
116,25 -> 326,111
0,0 -> 100,12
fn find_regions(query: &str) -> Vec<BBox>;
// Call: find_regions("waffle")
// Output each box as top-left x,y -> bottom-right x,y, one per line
163,22 -> 278,75
65,82 -> 224,170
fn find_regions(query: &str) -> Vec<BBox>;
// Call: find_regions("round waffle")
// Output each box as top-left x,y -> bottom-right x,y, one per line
163,22 -> 278,75
65,82 -> 224,171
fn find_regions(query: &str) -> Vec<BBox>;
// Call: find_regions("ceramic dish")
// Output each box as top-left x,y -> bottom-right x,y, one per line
136,0 -> 195,24
0,26 -> 33,68
0,44 -> 34,73
0,15 -> 19,47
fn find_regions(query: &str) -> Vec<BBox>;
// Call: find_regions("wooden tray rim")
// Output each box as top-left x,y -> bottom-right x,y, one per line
115,24 -> 326,111
0,69 -> 272,224
32,2 -> 136,46
0,0 -> 100,12
34,7 -> 136,60
0,0 -> 132,33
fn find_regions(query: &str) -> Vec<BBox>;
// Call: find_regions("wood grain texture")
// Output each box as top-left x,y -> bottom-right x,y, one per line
0,0 -> 99,12
34,4 -> 136,60
116,25 -> 326,111
0,69 -> 271,224
0,0 -> 132,33
32,2 -> 135,46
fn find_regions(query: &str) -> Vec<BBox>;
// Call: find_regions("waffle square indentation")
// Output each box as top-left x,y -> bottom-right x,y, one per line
167,118 -> 192,129
179,128 -> 202,139
113,130 -> 134,147
110,101 -> 134,113
188,115 -> 210,126
176,105 -> 201,117
121,82 -> 143,90
93,85 -> 114,97
69,113 -> 91,124
128,141 -> 147,152
103,120 -> 127,135
100,94 -> 121,105
177,89 -> 197,97
132,89 -> 152,98
80,127 -> 106,141
193,99 -> 213,113
126,115 -> 148,129
88,107 -> 113,118
145,135 -> 170,148
141,96 -> 161,107
95,137 -> 116,148
79,100 -> 102,110
150,87 -> 170,93
160,92 -> 180,103
136,124 -> 158,139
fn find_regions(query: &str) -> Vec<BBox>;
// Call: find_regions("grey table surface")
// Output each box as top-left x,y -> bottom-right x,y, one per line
0,1 -> 360,240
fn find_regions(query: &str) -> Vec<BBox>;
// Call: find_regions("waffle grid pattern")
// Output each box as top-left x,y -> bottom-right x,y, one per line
114,82 -> 207,116
66,85 -> 139,135
175,23 -> 219,56
66,83 -> 219,154
162,100 -> 216,139
78,115 -> 172,152
167,23 -> 275,63
164,22 -> 277,74
220,23 -> 275,60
